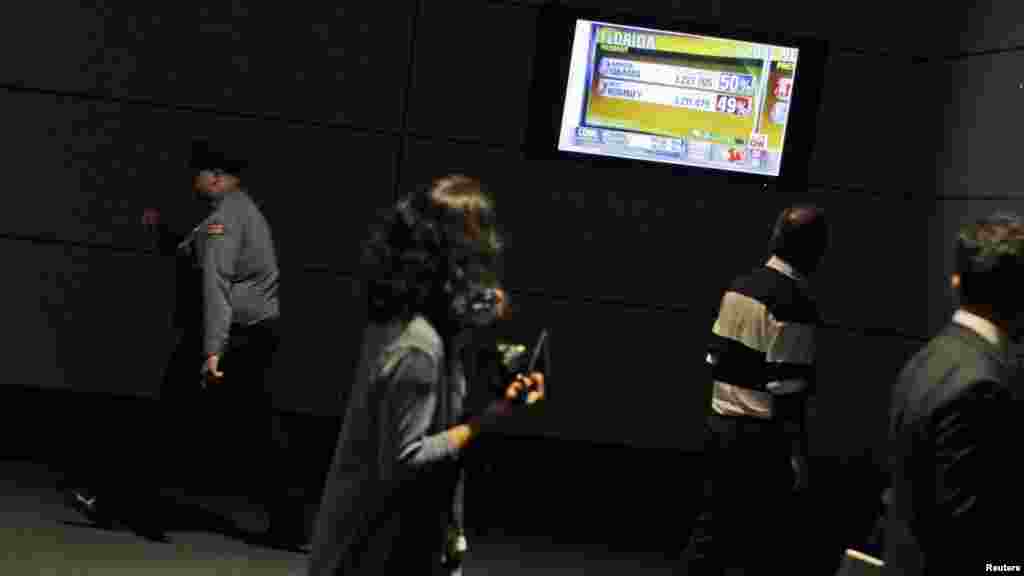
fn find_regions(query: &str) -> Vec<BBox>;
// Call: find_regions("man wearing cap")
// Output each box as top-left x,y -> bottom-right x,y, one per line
66,141 -> 300,546
186,139 -> 306,549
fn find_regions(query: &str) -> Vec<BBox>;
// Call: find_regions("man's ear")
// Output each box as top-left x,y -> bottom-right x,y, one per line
951,273 -> 961,290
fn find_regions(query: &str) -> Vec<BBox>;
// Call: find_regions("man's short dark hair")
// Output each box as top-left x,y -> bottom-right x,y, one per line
362,175 -> 503,323
956,212 -> 1024,311
771,204 -> 828,275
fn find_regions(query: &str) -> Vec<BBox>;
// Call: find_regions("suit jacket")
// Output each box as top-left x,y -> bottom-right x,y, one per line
884,322 -> 1019,574
306,315 -> 467,575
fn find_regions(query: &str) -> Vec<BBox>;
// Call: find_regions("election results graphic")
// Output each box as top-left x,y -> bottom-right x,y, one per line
558,20 -> 800,176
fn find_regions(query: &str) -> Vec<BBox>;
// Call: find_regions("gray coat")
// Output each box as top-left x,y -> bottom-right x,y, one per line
306,315 -> 467,575
195,188 -> 280,356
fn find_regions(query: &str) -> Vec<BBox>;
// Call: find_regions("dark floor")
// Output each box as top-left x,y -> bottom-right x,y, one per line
0,385 -> 885,574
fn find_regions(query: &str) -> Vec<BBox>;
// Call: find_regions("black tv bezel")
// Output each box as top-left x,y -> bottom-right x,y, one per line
524,5 -> 829,189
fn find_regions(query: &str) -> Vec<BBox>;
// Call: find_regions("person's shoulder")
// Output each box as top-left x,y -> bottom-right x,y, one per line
717,268 -> 770,317
236,190 -> 273,225
911,333 -> 1013,418
379,340 -> 441,387
206,192 -> 255,231
224,190 -> 256,213
728,266 -> 815,321
394,347 -> 438,383
402,316 -> 444,362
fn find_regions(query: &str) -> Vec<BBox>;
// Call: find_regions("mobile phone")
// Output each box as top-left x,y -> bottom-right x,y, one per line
527,329 -> 548,373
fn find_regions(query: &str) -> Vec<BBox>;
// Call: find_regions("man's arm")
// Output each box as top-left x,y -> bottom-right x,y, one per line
201,212 -> 241,357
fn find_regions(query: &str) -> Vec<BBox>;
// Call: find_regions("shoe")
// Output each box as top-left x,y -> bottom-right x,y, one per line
67,489 -> 115,529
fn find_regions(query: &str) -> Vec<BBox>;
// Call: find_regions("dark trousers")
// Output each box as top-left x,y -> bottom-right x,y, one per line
156,327 -> 207,489
67,318 -> 299,536
683,413 -> 795,575
204,318 -> 297,528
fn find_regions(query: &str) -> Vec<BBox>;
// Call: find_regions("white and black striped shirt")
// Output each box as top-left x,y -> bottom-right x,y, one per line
708,256 -> 819,419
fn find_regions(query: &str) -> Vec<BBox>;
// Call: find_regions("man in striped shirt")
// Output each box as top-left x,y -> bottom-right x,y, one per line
684,204 -> 828,575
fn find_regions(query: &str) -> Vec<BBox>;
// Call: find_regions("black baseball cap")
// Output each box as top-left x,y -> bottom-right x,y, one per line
189,139 -> 248,175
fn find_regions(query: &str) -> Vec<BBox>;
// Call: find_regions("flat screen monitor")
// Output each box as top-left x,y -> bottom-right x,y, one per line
528,8 -> 827,184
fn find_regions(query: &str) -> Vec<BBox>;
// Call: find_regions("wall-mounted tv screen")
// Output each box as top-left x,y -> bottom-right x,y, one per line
555,19 -> 806,177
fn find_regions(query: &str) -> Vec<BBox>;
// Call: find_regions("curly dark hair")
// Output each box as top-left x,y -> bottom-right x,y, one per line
956,211 -> 1024,311
363,175 -> 503,324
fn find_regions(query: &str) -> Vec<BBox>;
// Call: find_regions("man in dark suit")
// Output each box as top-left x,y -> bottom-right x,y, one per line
884,212 -> 1023,574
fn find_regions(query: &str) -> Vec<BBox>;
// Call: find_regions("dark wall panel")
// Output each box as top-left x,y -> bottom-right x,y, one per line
551,0 -> 959,55
0,3 -> 109,93
0,3 -> 414,130
811,191 -> 931,339
556,0 -> 720,22
0,90 -> 398,272
266,271 -> 366,416
712,1 -> 961,56
0,241 -> 77,392
811,329 -> 922,459
956,2 -> 1024,54
936,52 -> 1024,199
808,54 -> 939,197
407,1 -> 538,145
18,242 -> 177,398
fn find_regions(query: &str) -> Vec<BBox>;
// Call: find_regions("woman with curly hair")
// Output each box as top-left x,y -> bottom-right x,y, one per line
306,175 -> 545,575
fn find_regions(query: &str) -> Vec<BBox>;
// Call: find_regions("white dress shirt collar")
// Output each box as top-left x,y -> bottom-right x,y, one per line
952,308 -> 1011,363
766,255 -> 804,283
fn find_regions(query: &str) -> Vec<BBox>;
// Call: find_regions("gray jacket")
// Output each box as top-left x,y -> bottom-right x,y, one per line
307,315 -> 467,575
194,188 -> 280,355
